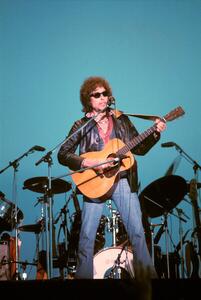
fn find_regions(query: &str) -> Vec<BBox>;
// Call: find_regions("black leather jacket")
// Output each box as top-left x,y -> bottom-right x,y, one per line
58,111 -> 160,192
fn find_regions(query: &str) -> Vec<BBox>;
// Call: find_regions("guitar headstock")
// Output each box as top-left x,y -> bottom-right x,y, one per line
164,106 -> 185,122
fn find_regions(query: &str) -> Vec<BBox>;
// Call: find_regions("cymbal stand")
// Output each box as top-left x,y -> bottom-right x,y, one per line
111,210 -> 119,247
34,196 -> 46,262
106,200 -> 118,247
35,151 -> 54,279
163,212 -> 174,279
108,243 -> 127,279
164,212 -> 180,279
56,196 -> 71,252
12,162 -> 20,280
44,155 -> 54,279
149,222 -> 161,266
56,198 -> 73,279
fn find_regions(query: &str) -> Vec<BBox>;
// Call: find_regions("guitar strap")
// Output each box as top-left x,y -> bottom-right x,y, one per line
112,109 -> 160,121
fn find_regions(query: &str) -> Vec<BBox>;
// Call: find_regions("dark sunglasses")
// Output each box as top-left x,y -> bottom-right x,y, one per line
90,91 -> 108,98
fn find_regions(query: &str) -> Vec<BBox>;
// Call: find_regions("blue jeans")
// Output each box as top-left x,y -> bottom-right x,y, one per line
75,178 -> 156,278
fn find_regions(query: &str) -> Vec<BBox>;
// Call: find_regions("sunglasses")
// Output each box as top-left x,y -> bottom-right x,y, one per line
90,91 -> 109,99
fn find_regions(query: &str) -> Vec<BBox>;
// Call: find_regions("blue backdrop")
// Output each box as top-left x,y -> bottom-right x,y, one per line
1,0 -> 201,279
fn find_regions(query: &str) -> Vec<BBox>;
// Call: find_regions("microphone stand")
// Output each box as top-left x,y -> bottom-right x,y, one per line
52,157 -> 122,182
109,242 -> 127,279
145,191 -> 187,278
162,210 -> 187,279
162,212 -> 170,279
173,144 -> 201,172
34,106 -> 110,279
0,147 -> 37,174
0,147 -> 39,280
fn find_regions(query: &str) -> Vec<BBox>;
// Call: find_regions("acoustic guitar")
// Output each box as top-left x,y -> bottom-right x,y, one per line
71,106 -> 185,199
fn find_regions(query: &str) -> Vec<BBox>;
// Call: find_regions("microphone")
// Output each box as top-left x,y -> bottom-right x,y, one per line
161,142 -> 176,148
30,145 -> 46,152
108,96 -> 115,106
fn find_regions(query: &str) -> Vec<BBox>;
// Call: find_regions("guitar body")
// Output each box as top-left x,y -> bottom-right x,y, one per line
71,138 -> 134,199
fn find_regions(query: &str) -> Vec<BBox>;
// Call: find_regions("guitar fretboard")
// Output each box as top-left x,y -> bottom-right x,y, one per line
116,124 -> 157,156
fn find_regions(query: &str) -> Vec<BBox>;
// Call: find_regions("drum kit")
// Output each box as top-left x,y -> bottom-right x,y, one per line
0,177 -> 72,280
0,173 -> 199,280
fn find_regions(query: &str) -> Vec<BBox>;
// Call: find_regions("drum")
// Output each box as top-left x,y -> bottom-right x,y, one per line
0,240 -> 10,280
93,246 -> 134,279
0,198 -> 23,233
0,235 -> 21,280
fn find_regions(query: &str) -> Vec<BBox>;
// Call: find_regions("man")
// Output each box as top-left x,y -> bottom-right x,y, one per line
58,76 -> 166,278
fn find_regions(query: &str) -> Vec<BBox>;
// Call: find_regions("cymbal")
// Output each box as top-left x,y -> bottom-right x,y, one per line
18,223 -> 42,233
139,175 -> 188,218
23,176 -> 71,194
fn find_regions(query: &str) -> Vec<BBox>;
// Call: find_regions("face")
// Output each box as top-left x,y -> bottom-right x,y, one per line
89,86 -> 109,113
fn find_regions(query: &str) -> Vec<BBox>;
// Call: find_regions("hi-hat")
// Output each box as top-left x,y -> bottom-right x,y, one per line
18,223 -> 43,234
139,175 -> 188,218
23,176 -> 71,194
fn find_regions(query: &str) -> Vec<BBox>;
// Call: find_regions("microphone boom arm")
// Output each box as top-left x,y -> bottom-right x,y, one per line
0,146 -> 43,174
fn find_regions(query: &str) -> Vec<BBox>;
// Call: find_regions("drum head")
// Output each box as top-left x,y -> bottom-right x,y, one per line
93,246 -> 134,279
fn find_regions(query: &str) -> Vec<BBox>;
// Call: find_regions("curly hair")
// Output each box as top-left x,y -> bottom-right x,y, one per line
80,76 -> 112,113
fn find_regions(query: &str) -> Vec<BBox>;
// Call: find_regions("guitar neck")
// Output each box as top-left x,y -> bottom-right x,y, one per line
116,124 -> 156,156
116,106 -> 185,157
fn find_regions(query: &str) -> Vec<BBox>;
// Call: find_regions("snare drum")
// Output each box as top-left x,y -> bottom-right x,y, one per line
93,246 -> 134,279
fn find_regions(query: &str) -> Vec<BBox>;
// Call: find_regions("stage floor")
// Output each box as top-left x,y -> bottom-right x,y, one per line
0,279 -> 200,300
